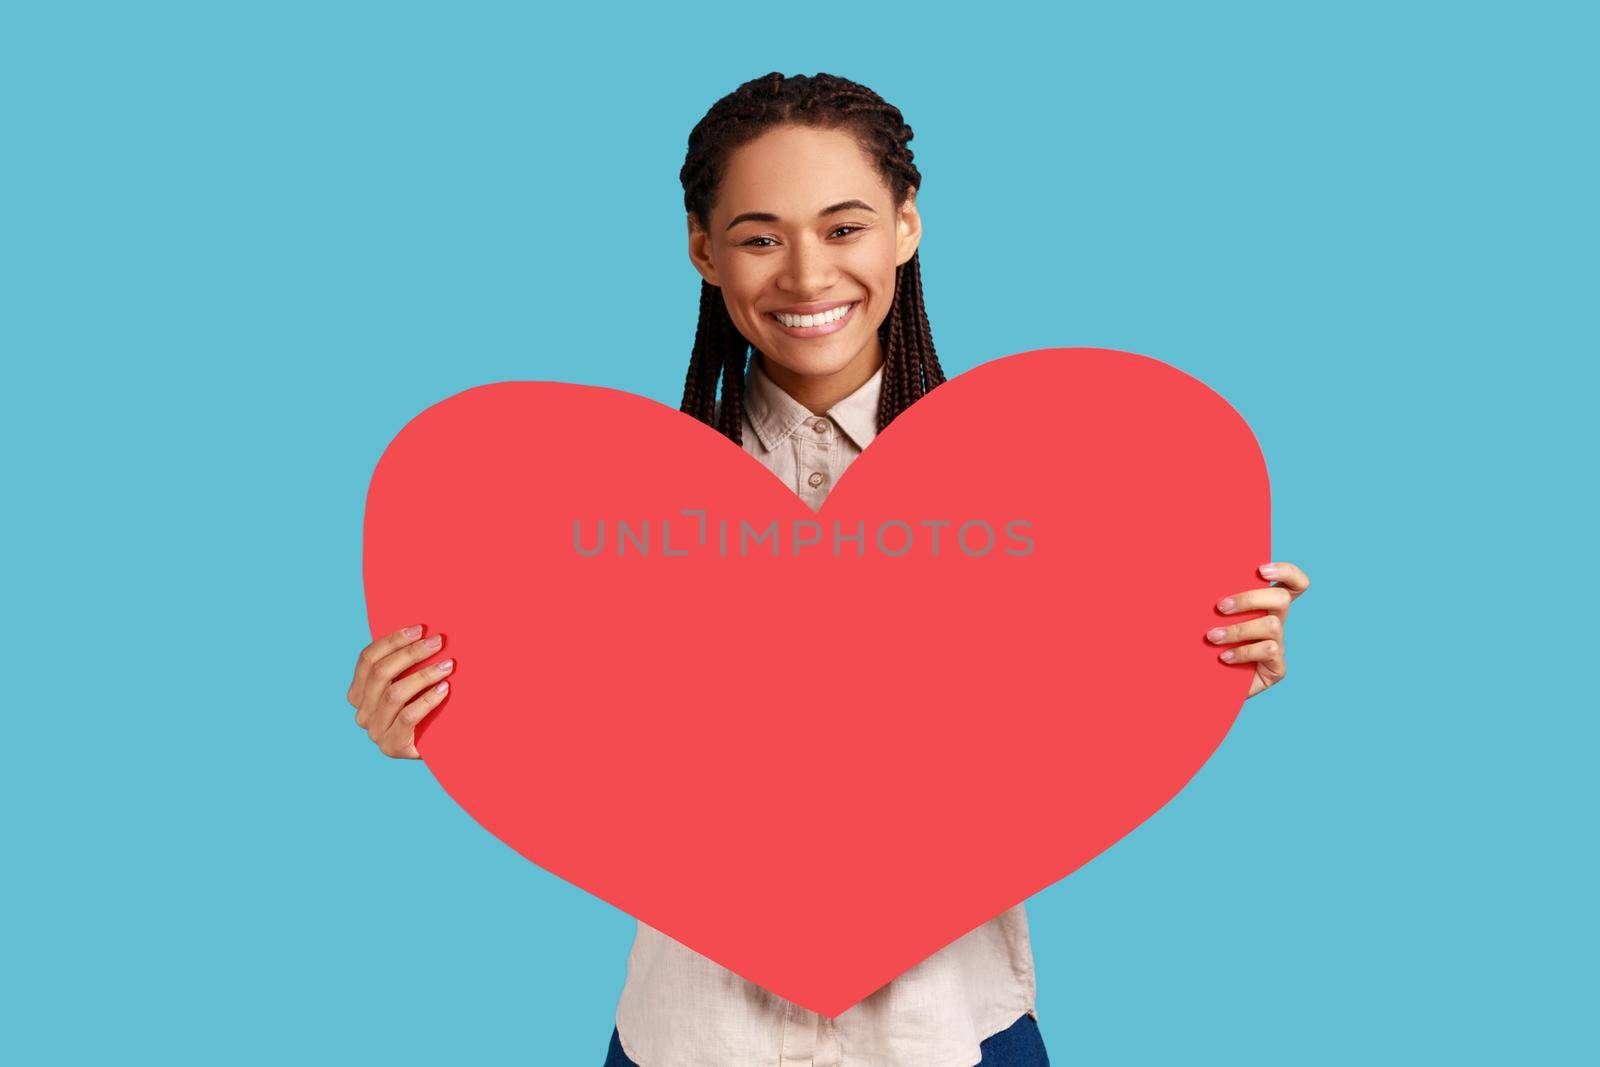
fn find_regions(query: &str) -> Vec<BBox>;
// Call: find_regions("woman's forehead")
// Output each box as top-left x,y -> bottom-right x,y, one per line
728,126 -> 873,172
717,128 -> 888,217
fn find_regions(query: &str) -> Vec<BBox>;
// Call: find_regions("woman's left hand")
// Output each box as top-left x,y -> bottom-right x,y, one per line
1206,561 -> 1312,699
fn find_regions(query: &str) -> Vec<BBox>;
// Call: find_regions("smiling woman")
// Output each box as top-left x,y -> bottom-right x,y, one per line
337,66 -> 1312,1067
341,63 -> 1310,1067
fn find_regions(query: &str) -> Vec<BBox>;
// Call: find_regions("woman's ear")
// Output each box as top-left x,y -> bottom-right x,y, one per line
895,188 -> 923,267
687,214 -> 720,287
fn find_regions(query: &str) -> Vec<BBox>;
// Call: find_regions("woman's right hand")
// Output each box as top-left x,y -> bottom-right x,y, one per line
346,624 -> 454,759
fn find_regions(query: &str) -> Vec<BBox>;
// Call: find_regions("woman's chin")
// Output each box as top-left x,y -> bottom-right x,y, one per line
761,346 -> 860,381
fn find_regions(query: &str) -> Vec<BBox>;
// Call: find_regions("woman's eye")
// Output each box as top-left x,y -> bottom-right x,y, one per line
741,226 -> 866,248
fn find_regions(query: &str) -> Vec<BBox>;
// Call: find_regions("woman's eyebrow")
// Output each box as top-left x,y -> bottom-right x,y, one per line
724,199 -> 878,232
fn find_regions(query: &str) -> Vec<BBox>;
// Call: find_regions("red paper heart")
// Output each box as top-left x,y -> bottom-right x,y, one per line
362,346 -> 1270,1017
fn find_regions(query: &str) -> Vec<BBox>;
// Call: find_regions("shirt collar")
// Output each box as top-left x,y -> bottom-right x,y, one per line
746,354 -> 884,453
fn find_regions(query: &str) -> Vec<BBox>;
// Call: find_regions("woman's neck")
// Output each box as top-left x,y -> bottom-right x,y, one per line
757,340 -> 885,415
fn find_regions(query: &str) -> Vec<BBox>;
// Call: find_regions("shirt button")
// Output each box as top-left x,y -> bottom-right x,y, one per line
808,471 -> 826,487
813,418 -> 829,433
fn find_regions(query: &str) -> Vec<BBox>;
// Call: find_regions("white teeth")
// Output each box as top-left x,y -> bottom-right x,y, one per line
772,303 -> 852,328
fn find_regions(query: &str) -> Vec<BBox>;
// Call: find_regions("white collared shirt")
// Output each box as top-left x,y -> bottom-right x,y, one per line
612,354 -> 1040,1067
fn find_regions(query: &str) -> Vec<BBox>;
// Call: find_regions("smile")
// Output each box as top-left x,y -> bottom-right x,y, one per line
768,301 -> 857,336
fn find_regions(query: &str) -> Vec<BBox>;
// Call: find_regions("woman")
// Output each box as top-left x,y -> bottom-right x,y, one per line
347,71 -> 1311,1067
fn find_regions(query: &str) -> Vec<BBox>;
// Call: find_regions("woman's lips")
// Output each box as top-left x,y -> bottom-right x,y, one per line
767,301 -> 857,338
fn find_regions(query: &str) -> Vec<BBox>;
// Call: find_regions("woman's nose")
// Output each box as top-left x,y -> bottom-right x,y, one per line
777,236 -> 838,294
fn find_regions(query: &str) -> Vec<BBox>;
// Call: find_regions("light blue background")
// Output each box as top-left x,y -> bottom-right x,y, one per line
5,2 -> 1593,1063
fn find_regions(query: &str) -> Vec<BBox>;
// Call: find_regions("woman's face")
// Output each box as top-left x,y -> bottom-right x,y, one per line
688,124 -> 921,388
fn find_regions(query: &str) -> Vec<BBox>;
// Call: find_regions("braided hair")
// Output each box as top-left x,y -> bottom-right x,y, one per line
679,71 -> 946,446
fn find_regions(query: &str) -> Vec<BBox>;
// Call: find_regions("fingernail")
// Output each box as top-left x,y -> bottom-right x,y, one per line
1217,597 -> 1236,612
1220,649 -> 1236,661
1206,628 -> 1227,642
423,634 -> 442,650
1259,564 -> 1279,578
434,680 -> 449,694
436,659 -> 454,674
401,625 -> 423,639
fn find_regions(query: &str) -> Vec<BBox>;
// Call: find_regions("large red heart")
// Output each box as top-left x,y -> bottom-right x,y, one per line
362,346 -> 1270,1017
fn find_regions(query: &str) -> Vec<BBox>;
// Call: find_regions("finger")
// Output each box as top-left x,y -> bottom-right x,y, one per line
1258,561 -> 1311,598
348,624 -> 425,707
1218,638 -> 1280,665
368,655 -> 455,744
378,680 -> 451,759
357,632 -> 444,732
1216,587 -> 1294,617
348,624 -> 424,705
1257,648 -> 1287,688
1206,614 -> 1282,647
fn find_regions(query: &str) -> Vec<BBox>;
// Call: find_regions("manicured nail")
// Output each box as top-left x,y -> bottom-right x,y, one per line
1259,564 -> 1279,578
1217,597 -> 1236,612
434,680 -> 449,694
436,659 -> 454,674
423,634 -> 442,650
1220,649 -> 1236,661
1206,628 -> 1227,642
401,624 -> 423,639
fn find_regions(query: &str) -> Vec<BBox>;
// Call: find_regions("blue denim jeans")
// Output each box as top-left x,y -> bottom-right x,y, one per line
603,1010 -> 1050,1066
